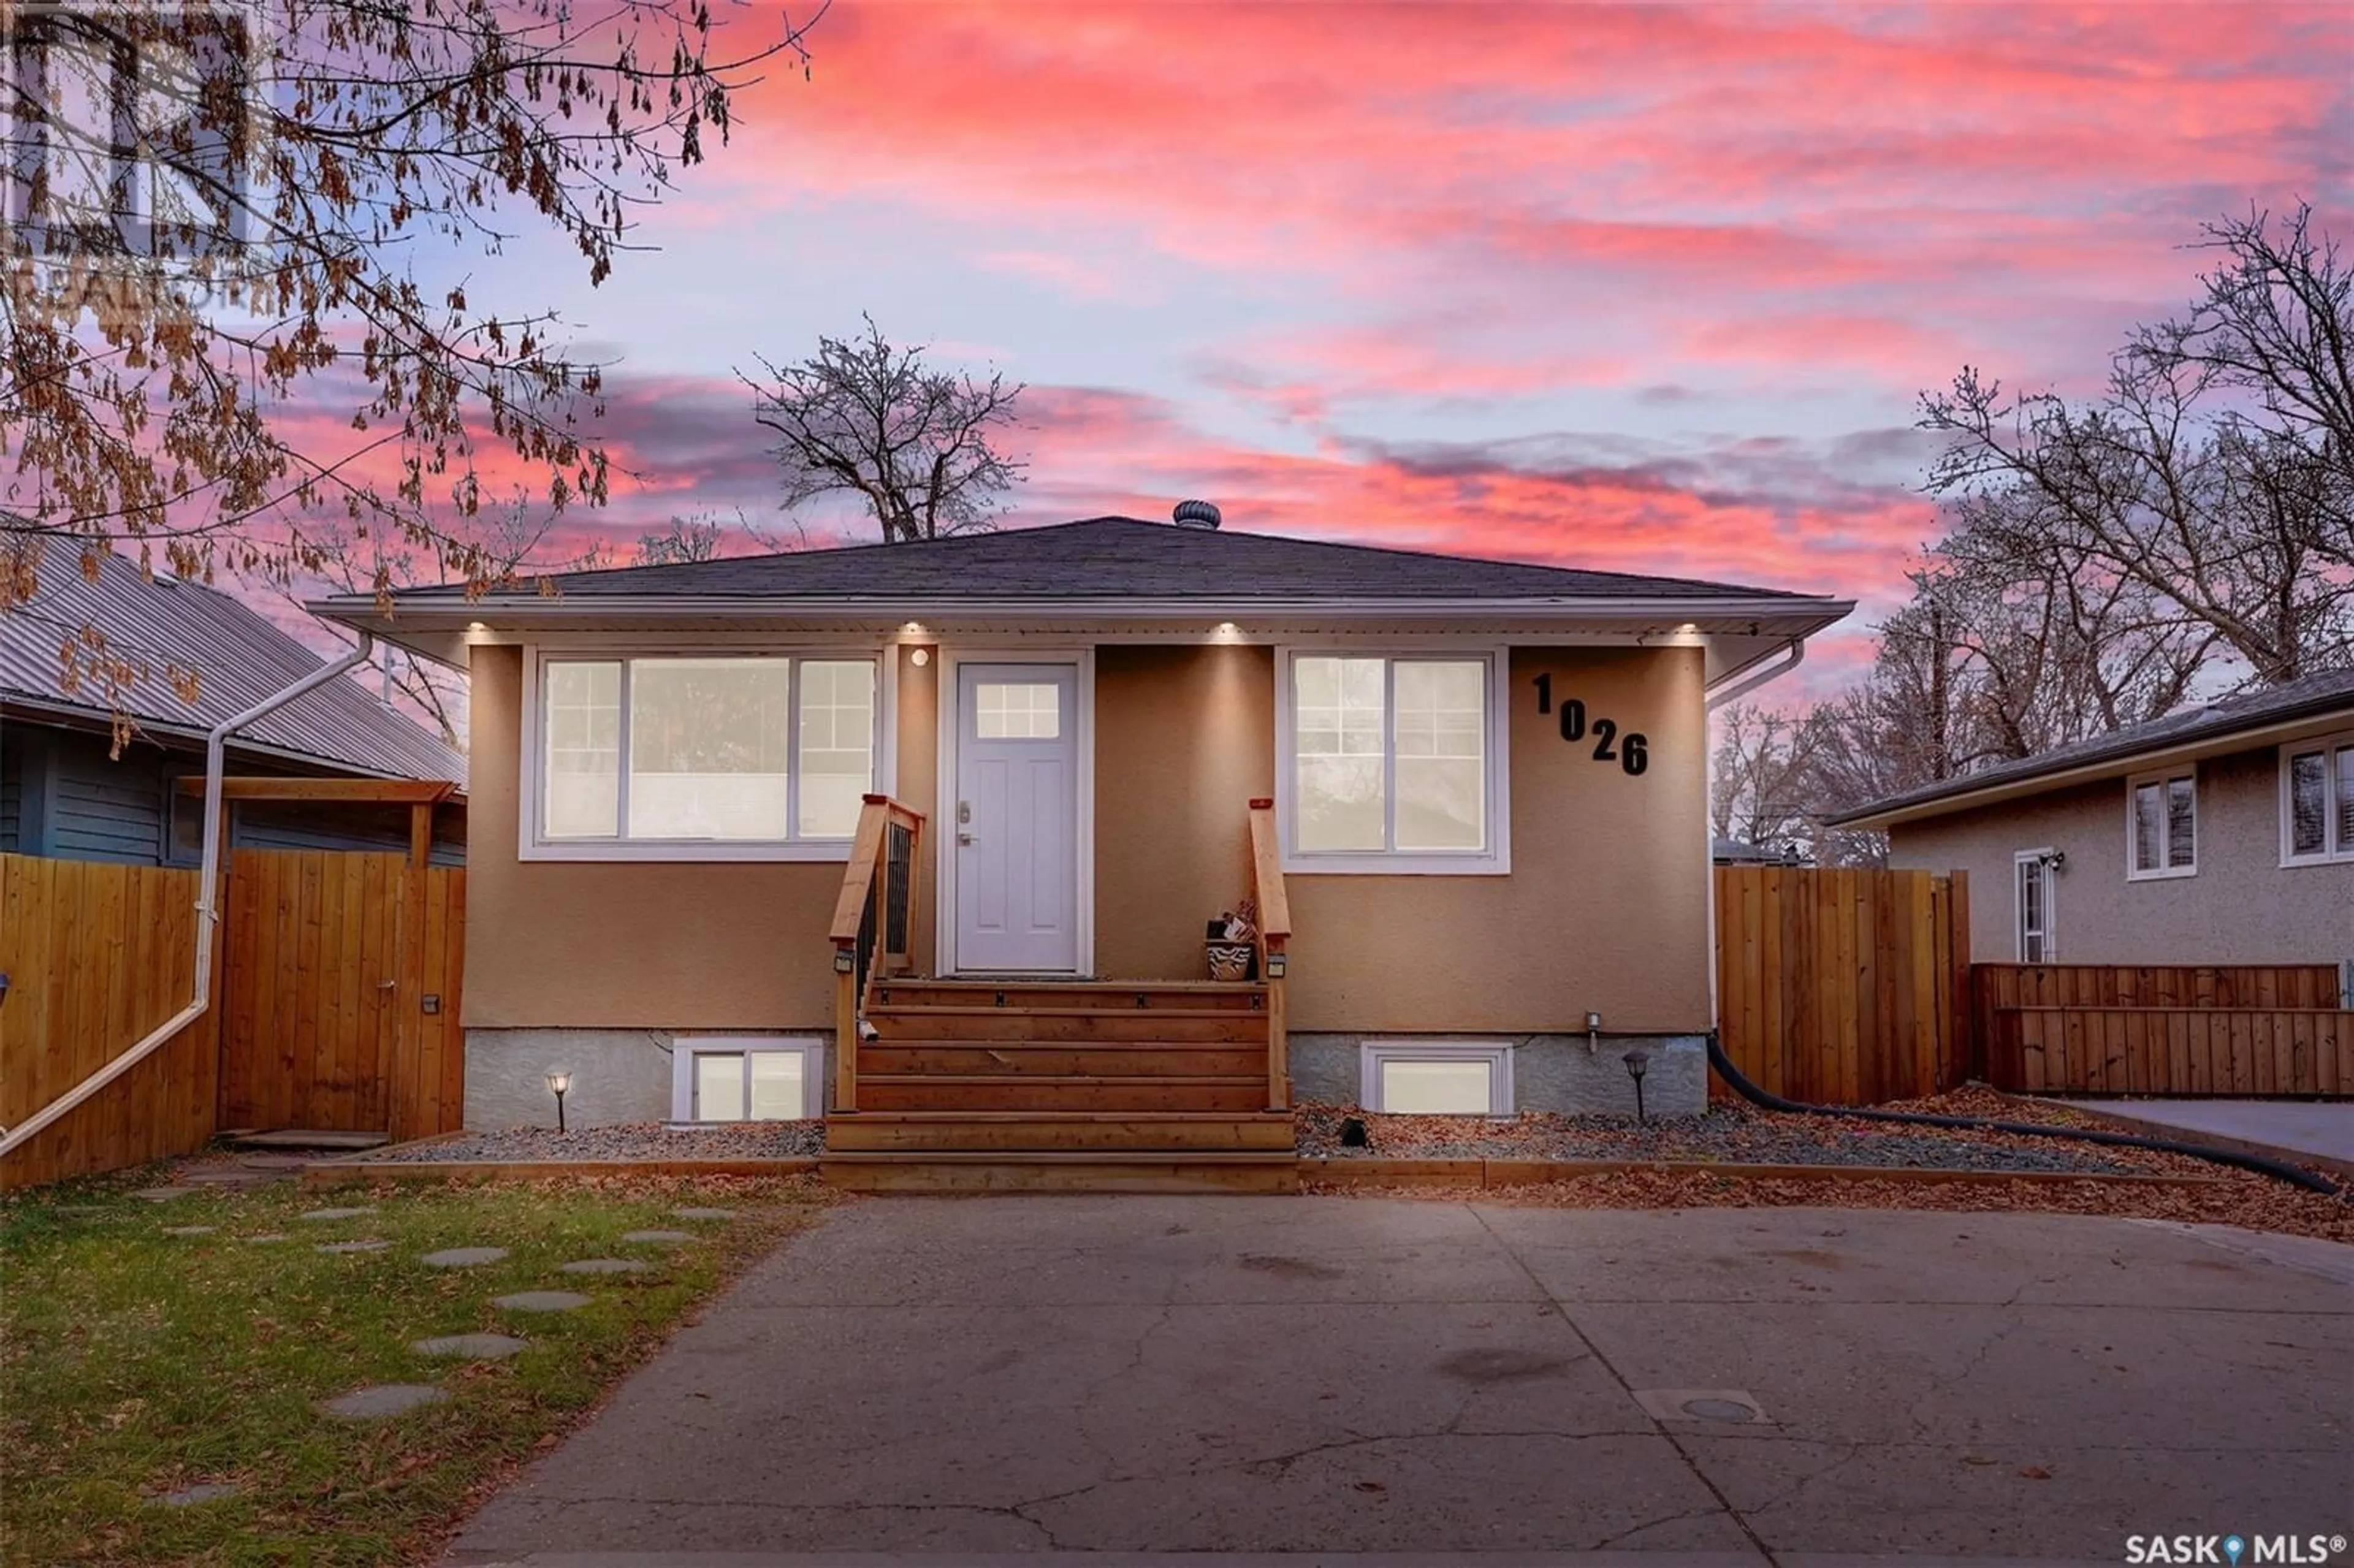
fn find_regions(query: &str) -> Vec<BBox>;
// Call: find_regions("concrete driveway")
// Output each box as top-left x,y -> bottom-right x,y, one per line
448,1196 -> 2354,1567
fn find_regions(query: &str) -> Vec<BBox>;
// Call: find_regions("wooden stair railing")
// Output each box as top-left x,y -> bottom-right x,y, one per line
1247,797 -> 1292,1111
829,794 -> 926,1114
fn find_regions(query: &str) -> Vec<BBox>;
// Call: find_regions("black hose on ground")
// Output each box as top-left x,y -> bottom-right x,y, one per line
1704,1033 -> 2344,1200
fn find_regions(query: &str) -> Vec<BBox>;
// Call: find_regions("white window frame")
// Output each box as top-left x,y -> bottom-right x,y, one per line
1358,1040 -> 1516,1115
1273,646 -> 1512,875
2279,729 -> 2354,867
2013,848 -> 2057,963
669,1036 -> 826,1122
520,645 -> 891,862
2124,765 -> 2197,881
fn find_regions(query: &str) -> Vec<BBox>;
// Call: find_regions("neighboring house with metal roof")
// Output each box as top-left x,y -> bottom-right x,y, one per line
2,551 -> 468,866
318,506 -> 1846,1147
1827,668 -> 2354,970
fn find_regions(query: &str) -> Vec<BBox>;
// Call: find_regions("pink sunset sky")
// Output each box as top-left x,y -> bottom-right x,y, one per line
403,1 -> 2350,693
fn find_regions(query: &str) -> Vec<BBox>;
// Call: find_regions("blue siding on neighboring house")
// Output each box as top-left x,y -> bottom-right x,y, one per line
1,723 -> 465,866
49,753 -> 168,863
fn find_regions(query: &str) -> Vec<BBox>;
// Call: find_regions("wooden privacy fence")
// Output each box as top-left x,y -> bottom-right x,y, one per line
0,855 -> 223,1190
219,849 -> 465,1143
1,847 -> 466,1191
1991,1007 -> 2349,1096
1975,964 -> 2347,1097
1714,866 -> 1971,1105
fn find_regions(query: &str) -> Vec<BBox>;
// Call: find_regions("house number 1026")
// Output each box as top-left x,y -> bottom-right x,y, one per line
1531,674 -> 1648,776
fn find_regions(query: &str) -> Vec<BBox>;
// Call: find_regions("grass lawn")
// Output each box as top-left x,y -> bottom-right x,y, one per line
1,1171 -> 831,1566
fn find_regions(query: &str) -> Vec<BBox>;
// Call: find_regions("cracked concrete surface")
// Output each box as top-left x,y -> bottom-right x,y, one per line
444,1198 -> 2352,1566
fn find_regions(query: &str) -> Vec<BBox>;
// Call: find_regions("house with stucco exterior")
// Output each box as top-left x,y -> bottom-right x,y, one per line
1827,668 -> 2354,976
314,508 -> 1849,1181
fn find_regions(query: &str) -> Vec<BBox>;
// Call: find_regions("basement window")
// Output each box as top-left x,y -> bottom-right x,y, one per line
671,1038 -> 825,1122
1358,1041 -> 1515,1116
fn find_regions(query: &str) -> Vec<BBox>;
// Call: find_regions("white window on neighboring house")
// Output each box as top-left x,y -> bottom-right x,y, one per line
1278,650 -> 1509,873
1358,1041 -> 1515,1116
528,652 -> 880,859
2126,766 -> 2196,880
672,1038 -> 825,1122
2281,731 -> 2354,865
2014,850 -> 2057,963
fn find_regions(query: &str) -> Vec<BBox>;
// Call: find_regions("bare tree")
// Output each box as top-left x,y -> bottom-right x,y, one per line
744,315 -> 1025,544
1710,704 -> 1815,853
2,0 -> 821,698
1920,203 -> 2354,685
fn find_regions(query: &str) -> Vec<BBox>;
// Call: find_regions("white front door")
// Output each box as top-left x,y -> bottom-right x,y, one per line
953,662 -> 1080,972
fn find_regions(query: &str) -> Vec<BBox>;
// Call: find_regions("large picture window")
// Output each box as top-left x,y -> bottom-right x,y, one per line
536,654 -> 876,853
1280,650 -> 1506,872
2281,731 -> 2354,865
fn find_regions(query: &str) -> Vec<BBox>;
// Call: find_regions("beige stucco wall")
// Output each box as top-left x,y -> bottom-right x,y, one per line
463,645 -> 835,1029
1888,744 -> 2354,968
1285,646 -> 1712,1033
465,639 -> 1712,1035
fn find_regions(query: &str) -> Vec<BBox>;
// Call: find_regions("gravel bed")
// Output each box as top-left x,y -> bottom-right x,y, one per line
356,1121 -> 825,1164
1293,1100 -> 2155,1175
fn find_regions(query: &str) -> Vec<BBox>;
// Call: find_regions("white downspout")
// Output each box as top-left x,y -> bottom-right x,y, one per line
1705,637 -> 1805,711
0,633 -> 378,1159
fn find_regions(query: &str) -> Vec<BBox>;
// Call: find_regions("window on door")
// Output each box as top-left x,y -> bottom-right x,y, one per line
672,1038 -> 823,1122
2014,852 -> 2055,962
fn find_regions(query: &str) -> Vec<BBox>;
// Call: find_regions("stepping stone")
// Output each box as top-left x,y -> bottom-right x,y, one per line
134,1187 -> 199,1202
620,1230 -> 693,1244
412,1333 -> 527,1360
316,1239 -> 390,1254
148,1482 -> 238,1508
671,1207 -> 737,1221
162,1225 -> 216,1236
420,1246 -> 509,1268
299,1206 -> 376,1221
495,1290 -> 592,1313
560,1257 -> 648,1275
320,1383 -> 447,1420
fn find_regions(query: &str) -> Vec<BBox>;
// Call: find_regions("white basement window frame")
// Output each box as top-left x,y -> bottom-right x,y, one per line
2280,729 -> 2354,866
670,1037 -> 825,1122
2124,764 -> 2196,881
521,647 -> 886,861
1358,1040 -> 1515,1116
1273,647 -> 1512,875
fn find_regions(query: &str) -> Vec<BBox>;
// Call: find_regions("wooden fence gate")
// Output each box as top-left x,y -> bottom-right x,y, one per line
218,849 -> 466,1142
1714,866 -> 1971,1105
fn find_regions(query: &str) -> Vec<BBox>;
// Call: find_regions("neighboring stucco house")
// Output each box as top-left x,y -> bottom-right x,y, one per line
316,509 -> 1848,1143
2,552 -> 469,865
1828,669 -> 2354,972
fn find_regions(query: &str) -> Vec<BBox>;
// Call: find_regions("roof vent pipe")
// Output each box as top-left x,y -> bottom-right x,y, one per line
1171,499 -> 1222,530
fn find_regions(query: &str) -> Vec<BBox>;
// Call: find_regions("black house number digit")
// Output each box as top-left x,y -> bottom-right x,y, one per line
1533,678 -> 1648,777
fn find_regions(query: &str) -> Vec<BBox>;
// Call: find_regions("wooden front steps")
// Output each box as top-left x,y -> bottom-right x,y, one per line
826,977 -> 1291,1188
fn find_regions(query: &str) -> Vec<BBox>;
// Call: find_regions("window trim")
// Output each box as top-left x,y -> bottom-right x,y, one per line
2124,764 -> 2197,882
669,1035 -> 825,1122
1273,645 -> 1512,875
2013,847 -> 2057,963
520,645 -> 891,862
1358,1039 -> 1515,1116
2279,729 -> 2354,867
